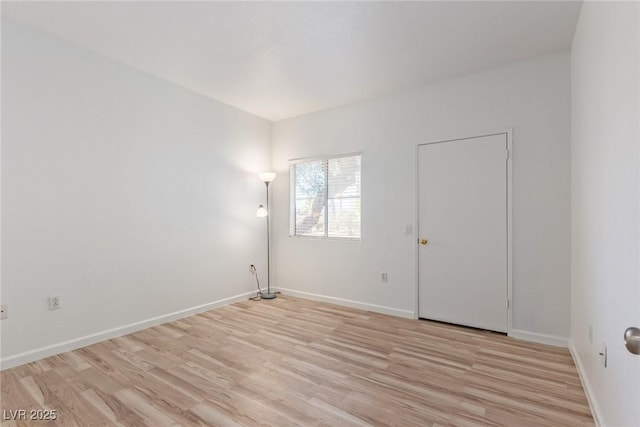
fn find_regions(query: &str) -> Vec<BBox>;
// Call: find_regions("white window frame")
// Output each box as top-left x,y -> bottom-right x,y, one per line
289,152 -> 362,241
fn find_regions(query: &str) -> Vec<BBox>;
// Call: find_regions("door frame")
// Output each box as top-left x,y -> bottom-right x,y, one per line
413,128 -> 513,334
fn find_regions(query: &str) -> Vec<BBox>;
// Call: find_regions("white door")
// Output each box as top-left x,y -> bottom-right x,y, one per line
418,133 -> 509,332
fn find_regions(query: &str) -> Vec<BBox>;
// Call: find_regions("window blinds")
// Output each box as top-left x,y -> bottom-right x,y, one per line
289,153 -> 361,239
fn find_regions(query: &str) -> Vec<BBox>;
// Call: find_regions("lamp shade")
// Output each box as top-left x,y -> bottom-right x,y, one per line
258,172 -> 276,183
256,204 -> 268,217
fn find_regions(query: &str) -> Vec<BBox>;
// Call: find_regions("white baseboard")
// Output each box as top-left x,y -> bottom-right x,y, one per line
0,291 -> 256,371
569,341 -> 602,427
508,329 -> 569,347
276,287 -> 415,319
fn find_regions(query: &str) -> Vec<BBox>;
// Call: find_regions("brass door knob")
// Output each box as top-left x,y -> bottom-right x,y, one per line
420,239 -> 428,245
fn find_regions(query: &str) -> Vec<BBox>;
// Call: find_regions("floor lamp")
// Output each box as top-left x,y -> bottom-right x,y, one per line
256,172 -> 276,299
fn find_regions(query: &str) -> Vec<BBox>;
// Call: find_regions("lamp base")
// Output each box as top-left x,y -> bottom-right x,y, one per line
261,292 -> 277,300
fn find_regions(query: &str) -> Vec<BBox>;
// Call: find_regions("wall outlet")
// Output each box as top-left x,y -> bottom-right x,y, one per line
49,296 -> 61,310
599,343 -> 607,367
405,224 -> 413,235
381,272 -> 388,282
0,304 -> 7,320
588,325 -> 593,344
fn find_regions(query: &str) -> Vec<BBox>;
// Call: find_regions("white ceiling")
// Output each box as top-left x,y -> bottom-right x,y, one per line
2,1 -> 581,121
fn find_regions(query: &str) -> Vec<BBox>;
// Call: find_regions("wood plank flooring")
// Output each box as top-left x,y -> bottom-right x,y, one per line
1,296 -> 593,426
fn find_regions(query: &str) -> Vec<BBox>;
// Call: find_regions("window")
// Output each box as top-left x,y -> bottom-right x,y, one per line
290,153 -> 361,239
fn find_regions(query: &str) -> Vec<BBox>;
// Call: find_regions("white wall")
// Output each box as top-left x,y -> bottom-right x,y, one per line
1,20 -> 272,367
570,2 -> 640,426
272,52 -> 571,341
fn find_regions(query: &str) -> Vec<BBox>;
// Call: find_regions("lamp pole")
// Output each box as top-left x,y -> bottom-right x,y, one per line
266,181 -> 272,295
259,173 -> 276,299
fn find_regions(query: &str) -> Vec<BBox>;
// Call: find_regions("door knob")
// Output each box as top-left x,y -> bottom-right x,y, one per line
624,327 -> 640,355
419,239 -> 428,245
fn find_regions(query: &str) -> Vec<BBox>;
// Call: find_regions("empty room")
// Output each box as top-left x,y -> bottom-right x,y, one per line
1,1 -> 638,426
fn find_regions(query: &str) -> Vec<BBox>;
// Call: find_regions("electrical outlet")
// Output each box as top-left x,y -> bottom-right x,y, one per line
381,272 -> 388,282
49,296 -> 61,310
405,224 -> 413,235
599,343 -> 607,367
250,264 -> 256,274
0,304 -> 7,320
588,325 -> 593,344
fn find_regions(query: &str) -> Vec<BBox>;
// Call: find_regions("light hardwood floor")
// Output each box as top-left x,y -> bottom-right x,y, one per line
1,296 -> 593,426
